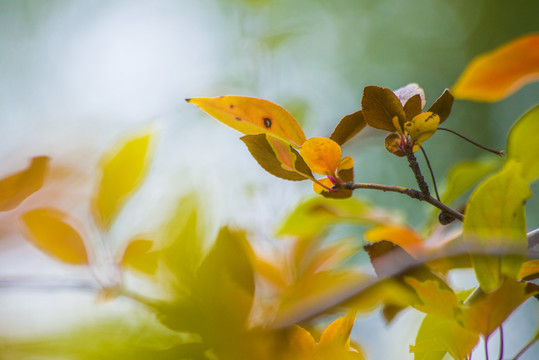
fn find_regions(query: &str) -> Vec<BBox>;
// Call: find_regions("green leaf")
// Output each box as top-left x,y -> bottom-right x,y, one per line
241,133 -> 313,181
0,313 -> 195,360
330,110 -> 366,146
463,161 -> 531,292
361,86 -> 406,132
276,196 -> 393,238
20,208 -> 89,265
0,156 -> 49,211
441,158 -> 501,206
427,89 -> 454,124
411,314 -> 479,360
160,195 -> 206,296
93,128 -> 155,229
507,105 -> 539,183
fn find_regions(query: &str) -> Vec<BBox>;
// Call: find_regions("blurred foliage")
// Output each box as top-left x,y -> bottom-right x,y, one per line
0,1 -> 538,359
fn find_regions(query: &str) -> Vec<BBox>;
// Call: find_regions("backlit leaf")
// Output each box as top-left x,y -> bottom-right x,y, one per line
427,89 -> 454,124
20,208 -> 89,265
276,196 -> 393,238
364,225 -> 424,256
0,156 -> 49,211
330,110 -> 366,146
405,278 -> 459,319
93,129 -> 155,229
507,105 -> 539,183
458,277 -> 539,338
452,33 -> 539,102
518,260 -> 539,281
463,161 -> 530,292
361,86 -> 406,132
440,158 -> 500,206
187,96 -> 306,147
241,134 -> 313,181
121,237 -> 159,275
300,137 -> 342,176
411,314 -> 479,360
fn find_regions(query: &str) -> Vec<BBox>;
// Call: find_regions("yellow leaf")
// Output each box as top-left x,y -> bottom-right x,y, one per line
452,33 -> 539,102
300,137 -> 342,176
288,325 -> 317,358
20,208 -> 89,265
518,260 -> 539,281
120,237 -> 159,275
0,156 -> 49,211
187,96 -> 306,147
93,129 -> 155,229
319,311 -> 357,348
507,105 -> 539,183
405,278 -> 459,319
404,112 -> 440,146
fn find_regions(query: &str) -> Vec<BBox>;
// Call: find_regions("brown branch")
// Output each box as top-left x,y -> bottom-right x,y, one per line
342,182 -> 464,222
405,149 -> 430,197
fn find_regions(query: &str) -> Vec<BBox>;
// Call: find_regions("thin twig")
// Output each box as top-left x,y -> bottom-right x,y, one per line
513,332 -> 539,360
419,146 -> 440,201
498,325 -> 504,360
342,182 -> 464,221
438,127 -> 505,156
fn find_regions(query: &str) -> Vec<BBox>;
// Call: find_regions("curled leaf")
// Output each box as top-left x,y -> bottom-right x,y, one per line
241,134 -> 313,181
452,33 -> 539,102
187,96 -> 306,147
20,208 -> 89,265
0,156 -> 49,211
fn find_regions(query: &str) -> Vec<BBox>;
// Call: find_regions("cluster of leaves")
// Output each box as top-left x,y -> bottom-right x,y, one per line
0,33 -> 538,360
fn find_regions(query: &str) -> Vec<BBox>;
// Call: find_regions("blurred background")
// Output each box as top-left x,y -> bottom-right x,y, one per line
0,0 -> 538,358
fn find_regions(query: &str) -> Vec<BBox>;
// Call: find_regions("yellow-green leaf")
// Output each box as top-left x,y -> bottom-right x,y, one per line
405,278 -> 459,319
507,105 -> 539,183
458,277 -> 539,338
452,33 -> 539,102
330,110 -> 366,146
241,134 -> 313,181
463,161 -> 531,292
93,129 -> 155,229
187,96 -> 306,147
120,237 -> 159,275
276,196 -> 393,238
0,156 -> 49,211
20,208 -> 89,265
411,314 -> 479,360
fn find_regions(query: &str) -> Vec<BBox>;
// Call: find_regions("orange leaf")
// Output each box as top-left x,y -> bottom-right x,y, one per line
364,225 -> 424,256
300,137 -> 342,176
187,96 -> 306,147
20,208 -> 89,265
452,33 -> 539,102
518,260 -> 539,281
0,156 -> 49,211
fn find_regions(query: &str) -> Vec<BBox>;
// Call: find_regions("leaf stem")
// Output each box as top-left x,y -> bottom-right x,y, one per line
419,146 -> 440,201
438,127 -> 505,156
342,182 -> 464,221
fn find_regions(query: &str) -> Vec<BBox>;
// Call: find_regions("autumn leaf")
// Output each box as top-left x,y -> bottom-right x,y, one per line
0,156 -> 49,211
93,129 -> 155,229
187,96 -> 307,147
20,208 -> 89,265
300,137 -> 342,176
330,110 -> 366,146
463,161 -> 530,292
241,133 -> 314,181
452,33 -> 539,102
